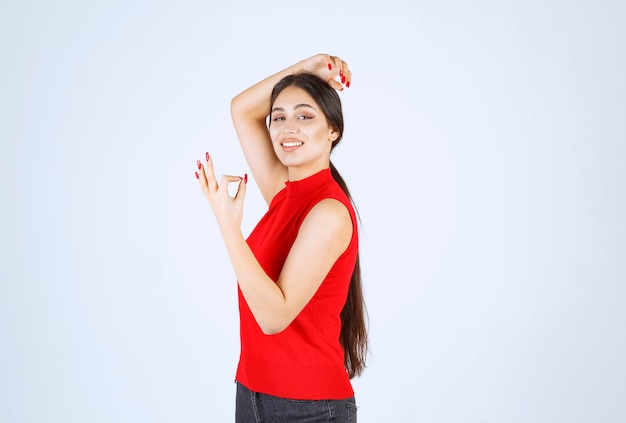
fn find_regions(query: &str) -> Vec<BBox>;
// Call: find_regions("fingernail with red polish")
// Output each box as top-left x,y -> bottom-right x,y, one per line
339,69 -> 343,77
205,152 -> 210,161
328,63 -> 332,70
197,160 -> 201,169
341,76 -> 346,84
346,81 -> 351,88
195,172 -> 199,179
243,173 -> 248,184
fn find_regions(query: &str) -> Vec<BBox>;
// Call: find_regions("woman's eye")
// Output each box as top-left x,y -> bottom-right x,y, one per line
272,116 -> 285,122
298,115 -> 313,120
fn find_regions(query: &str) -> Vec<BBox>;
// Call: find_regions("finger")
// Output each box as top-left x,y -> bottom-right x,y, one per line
196,167 -> 213,203
336,59 -> 351,87
326,70 -> 344,91
323,55 -> 339,81
219,175 -> 244,199
327,56 -> 346,91
337,59 -> 347,85
330,55 -> 342,72
344,68 -> 352,88
330,56 -> 342,78
321,53 -> 333,71
204,152 -> 218,194
234,173 -> 248,201
196,159 -> 209,190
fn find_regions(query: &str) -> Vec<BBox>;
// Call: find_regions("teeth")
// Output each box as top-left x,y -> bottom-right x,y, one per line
282,142 -> 303,147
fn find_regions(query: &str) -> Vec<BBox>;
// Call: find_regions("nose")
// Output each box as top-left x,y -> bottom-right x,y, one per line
282,117 -> 297,134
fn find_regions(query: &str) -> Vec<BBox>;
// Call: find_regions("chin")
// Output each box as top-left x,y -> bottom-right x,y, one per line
277,156 -> 301,168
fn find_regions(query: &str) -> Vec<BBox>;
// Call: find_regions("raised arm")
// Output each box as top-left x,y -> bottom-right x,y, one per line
230,54 -> 350,204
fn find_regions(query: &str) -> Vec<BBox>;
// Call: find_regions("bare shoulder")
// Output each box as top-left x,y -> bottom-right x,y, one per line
307,198 -> 352,222
299,199 -> 353,248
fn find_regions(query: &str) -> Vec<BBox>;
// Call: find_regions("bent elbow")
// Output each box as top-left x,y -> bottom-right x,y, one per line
260,327 -> 281,336
230,96 -> 241,118
230,94 -> 248,120
259,320 -> 290,336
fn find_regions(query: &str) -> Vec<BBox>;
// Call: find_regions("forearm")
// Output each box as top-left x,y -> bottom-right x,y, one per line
230,60 -> 307,122
219,225 -> 287,334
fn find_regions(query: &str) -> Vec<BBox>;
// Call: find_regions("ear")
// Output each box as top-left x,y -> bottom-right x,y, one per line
328,127 -> 339,142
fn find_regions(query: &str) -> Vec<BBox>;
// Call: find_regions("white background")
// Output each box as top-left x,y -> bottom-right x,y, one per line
1,0 -> 625,422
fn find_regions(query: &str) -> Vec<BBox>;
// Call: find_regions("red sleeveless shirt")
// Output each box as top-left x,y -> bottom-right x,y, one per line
235,168 -> 358,400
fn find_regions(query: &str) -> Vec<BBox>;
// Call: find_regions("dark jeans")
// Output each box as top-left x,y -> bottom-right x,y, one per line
235,381 -> 357,423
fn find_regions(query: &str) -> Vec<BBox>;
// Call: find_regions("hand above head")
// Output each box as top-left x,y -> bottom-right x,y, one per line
297,54 -> 352,91
195,152 -> 247,233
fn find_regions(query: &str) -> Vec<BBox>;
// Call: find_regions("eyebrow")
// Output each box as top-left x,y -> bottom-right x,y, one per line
271,103 -> 316,113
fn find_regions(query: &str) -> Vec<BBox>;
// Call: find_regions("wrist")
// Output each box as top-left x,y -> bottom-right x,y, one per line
219,222 -> 244,245
290,59 -> 307,75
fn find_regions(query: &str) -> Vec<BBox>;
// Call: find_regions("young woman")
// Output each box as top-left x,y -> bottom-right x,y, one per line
195,54 -> 367,422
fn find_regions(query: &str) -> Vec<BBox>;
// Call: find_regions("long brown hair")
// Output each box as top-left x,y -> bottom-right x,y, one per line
270,73 -> 368,378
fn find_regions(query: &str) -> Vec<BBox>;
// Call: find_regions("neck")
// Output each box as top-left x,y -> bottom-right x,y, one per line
287,160 -> 330,182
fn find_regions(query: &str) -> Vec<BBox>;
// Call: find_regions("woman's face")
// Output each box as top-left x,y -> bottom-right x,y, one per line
269,86 -> 338,175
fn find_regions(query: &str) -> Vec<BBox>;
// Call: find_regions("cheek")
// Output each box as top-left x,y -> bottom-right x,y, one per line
268,129 -> 282,153
315,126 -> 332,141
268,126 -> 280,142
